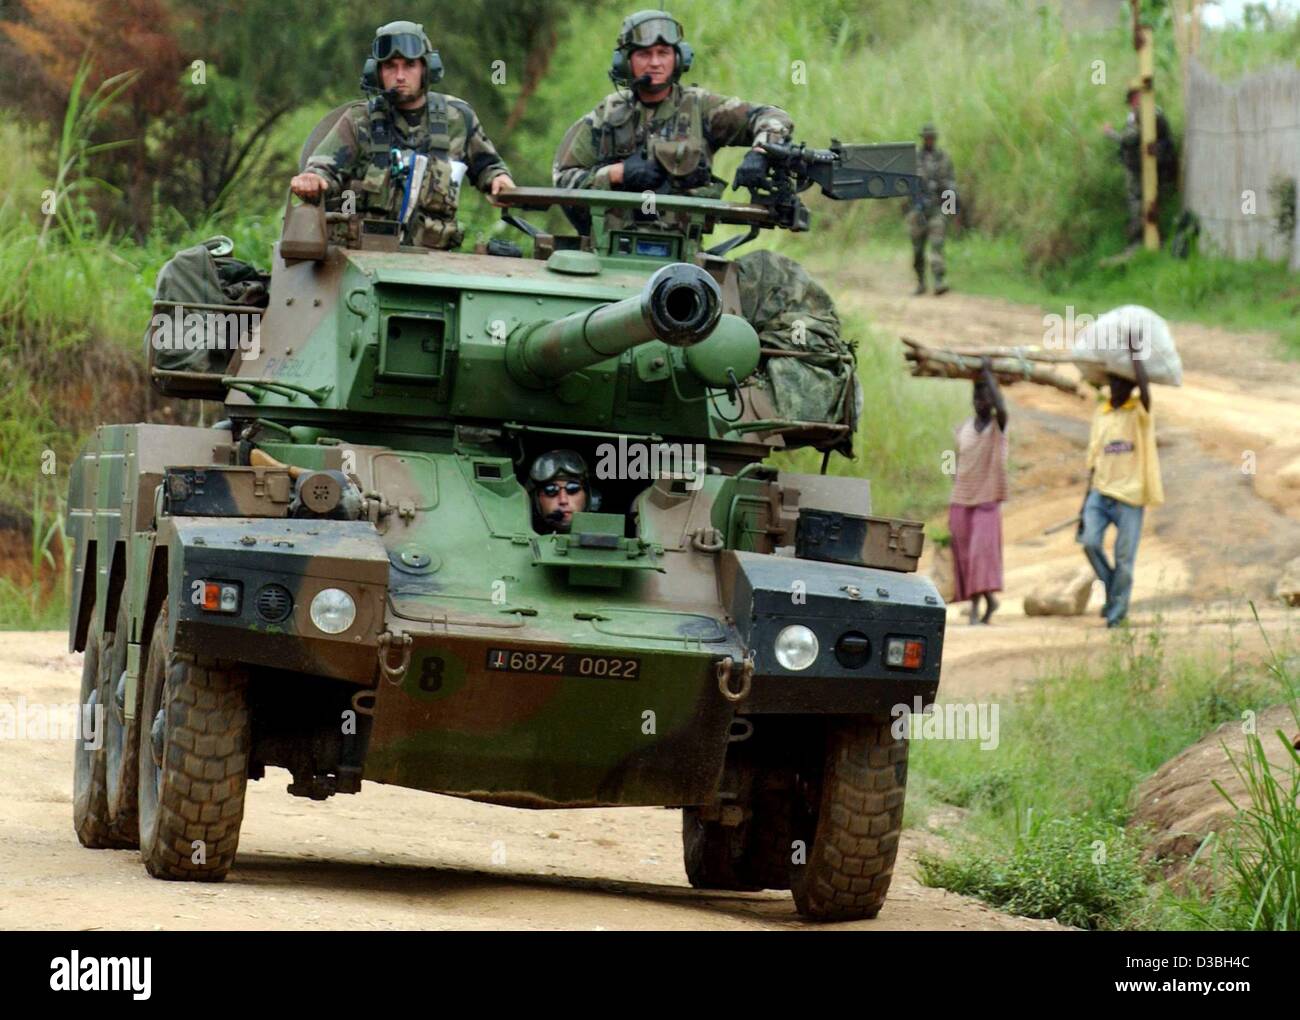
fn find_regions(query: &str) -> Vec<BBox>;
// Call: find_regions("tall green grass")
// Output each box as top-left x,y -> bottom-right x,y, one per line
0,480 -> 71,631
1190,617 -> 1300,931
912,612 -> 1298,929
950,232 -> 1300,356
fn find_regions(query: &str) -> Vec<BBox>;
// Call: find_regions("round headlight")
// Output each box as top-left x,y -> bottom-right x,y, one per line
774,625 -> 819,671
309,588 -> 356,635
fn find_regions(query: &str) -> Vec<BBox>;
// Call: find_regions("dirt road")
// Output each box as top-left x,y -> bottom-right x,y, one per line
0,630 -> 1059,931
1,254 -> 1294,931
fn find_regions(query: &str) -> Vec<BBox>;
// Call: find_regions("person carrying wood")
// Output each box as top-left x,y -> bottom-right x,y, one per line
949,357 -> 1009,625
1076,331 -> 1164,628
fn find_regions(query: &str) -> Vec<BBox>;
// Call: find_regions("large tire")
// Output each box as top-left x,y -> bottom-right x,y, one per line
137,604 -> 251,881
790,716 -> 908,921
102,603 -> 140,846
73,625 -> 133,849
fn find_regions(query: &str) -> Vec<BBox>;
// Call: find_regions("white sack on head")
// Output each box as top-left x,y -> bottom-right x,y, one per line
1071,305 -> 1182,387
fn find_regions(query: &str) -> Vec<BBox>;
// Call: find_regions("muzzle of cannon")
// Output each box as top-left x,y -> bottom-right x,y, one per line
506,263 -> 723,388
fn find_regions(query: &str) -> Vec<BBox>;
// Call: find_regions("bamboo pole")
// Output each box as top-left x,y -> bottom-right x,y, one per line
1137,24 -> 1160,250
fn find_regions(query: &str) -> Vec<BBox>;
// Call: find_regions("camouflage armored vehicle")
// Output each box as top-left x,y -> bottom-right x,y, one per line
68,137 -> 944,920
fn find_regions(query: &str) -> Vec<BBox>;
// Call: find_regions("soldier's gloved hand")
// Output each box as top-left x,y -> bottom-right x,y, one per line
733,149 -> 769,190
620,152 -> 667,192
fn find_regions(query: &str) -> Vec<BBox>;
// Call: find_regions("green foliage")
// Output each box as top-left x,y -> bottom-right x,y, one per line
0,479 -> 70,630
1196,12 -> 1300,78
1192,625 -> 1300,931
951,232 -> 1300,356
911,614 -> 1289,928
918,814 -> 1148,929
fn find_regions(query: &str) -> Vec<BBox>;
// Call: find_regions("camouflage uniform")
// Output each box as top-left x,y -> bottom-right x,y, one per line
1110,107 -> 1174,245
907,143 -> 956,291
305,95 -> 510,250
552,83 -> 791,229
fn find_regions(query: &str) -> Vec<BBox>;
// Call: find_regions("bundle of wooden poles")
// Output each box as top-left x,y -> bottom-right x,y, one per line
900,336 -> 1085,398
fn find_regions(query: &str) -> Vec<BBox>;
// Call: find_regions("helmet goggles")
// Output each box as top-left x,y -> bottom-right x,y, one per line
623,15 -> 684,50
529,449 -> 589,486
373,32 -> 427,62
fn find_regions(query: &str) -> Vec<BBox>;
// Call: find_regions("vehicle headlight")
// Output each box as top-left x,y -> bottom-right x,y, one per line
309,588 -> 356,635
774,625 -> 819,671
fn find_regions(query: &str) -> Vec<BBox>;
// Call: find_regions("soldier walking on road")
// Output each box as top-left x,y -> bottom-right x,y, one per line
908,124 -> 956,296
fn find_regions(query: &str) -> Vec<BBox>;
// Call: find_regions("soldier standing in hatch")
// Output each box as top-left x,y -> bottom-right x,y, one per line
908,124 -> 956,296
551,8 -> 792,228
289,20 -> 516,251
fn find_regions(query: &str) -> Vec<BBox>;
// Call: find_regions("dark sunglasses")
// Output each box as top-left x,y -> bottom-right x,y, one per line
542,481 -> 583,497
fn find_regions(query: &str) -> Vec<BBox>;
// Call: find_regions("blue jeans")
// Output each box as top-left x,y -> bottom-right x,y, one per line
1078,490 -> 1144,625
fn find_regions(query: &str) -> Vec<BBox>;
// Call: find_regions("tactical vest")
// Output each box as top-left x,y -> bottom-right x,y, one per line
352,92 -> 461,246
596,87 -> 720,196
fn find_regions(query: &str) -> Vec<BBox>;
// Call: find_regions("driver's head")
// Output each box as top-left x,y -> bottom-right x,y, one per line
920,123 -> 938,150
528,450 -> 590,533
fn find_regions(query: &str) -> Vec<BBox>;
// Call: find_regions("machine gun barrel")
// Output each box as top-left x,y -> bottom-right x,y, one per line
506,264 -> 722,387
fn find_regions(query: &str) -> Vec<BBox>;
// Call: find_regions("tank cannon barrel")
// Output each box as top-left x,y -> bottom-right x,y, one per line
506,263 -> 721,387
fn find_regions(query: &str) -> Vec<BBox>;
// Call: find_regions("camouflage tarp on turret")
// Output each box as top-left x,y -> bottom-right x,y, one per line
736,250 -> 852,427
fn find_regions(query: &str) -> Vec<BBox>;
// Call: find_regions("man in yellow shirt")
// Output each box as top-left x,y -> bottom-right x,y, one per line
1076,336 -> 1162,627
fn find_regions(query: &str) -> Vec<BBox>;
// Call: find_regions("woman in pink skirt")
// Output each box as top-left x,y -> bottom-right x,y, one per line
949,357 -> 1008,624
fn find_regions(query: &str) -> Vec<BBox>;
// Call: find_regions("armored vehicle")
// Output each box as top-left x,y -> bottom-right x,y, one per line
69,138 -> 944,920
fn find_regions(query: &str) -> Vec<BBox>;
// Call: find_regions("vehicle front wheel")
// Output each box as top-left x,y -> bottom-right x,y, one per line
137,605 -> 251,881
789,715 -> 908,921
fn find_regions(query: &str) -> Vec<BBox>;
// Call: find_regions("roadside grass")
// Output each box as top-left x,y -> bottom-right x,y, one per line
909,613 -> 1297,929
1184,620 -> 1300,931
0,481 -> 71,631
951,232 -> 1300,357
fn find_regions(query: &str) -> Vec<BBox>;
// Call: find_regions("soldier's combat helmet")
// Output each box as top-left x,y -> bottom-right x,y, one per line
361,19 -> 444,94
919,123 -> 938,138
609,9 -> 694,87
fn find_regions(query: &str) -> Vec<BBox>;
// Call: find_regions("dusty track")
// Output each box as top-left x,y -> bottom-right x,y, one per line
1,252 -> 1294,930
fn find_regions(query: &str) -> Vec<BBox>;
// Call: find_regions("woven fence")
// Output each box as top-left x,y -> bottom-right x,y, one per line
1183,58 -> 1300,269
